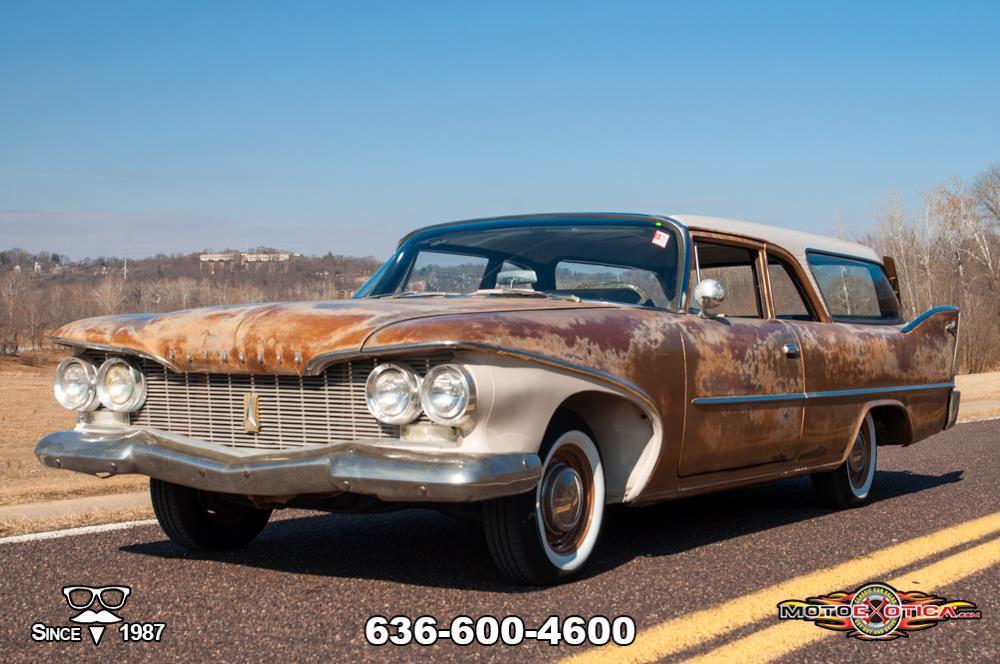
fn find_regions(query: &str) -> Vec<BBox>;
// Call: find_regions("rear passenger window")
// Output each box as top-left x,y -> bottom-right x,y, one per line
806,252 -> 903,323
767,258 -> 816,320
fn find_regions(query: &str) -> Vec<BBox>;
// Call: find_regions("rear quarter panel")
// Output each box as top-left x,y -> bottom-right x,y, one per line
792,307 -> 959,466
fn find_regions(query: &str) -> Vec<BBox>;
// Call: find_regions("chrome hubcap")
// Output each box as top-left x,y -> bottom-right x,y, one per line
542,464 -> 584,533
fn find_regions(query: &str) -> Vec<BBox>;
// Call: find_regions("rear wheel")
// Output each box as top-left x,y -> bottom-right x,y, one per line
484,417 -> 605,585
812,413 -> 877,508
150,479 -> 272,551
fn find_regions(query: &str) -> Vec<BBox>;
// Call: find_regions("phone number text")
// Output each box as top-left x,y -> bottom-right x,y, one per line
365,615 -> 636,646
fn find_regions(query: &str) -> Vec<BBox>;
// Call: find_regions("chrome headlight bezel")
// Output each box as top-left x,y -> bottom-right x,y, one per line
420,364 -> 476,426
96,357 -> 147,412
53,357 -> 99,411
365,362 -> 422,425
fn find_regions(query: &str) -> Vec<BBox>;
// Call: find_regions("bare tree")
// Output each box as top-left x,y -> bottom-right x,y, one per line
972,161 -> 1000,226
870,168 -> 1000,372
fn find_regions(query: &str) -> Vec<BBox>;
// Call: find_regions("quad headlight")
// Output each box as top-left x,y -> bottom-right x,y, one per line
365,362 -> 422,424
54,357 -> 98,411
95,357 -> 146,412
420,364 -> 475,426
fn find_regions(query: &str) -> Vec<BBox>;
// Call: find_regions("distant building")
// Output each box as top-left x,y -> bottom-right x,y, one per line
243,251 -> 299,264
199,252 -> 238,274
199,252 -> 238,263
200,250 -> 302,274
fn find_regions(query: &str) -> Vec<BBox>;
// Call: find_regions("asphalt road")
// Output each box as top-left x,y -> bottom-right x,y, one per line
3,420 -> 998,663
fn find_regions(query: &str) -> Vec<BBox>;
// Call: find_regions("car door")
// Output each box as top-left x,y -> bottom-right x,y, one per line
678,235 -> 805,476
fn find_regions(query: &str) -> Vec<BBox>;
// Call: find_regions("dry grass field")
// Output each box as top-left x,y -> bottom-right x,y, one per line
0,352 -> 147,507
954,371 -> 1000,421
1,350 -> 996,516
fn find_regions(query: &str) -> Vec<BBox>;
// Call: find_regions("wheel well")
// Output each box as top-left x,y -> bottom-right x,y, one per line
554,392 -> 656,503
869,404 -> 913,445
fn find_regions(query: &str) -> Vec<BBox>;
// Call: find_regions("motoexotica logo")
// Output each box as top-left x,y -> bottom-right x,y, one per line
777,582 -> 981,640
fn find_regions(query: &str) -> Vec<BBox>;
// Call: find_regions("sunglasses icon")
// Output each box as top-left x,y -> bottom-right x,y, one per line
62,586 -> 131,611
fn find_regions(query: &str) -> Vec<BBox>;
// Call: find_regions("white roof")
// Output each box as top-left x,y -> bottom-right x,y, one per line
670,214 -> 880,264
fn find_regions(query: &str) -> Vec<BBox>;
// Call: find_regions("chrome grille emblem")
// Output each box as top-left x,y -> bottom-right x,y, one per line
242,393 -> 261,433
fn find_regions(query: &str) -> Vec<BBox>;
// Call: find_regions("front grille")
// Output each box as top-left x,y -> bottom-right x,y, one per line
84,351 -> 449,450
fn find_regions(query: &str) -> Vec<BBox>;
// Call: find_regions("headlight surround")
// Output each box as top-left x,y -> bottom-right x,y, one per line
54,357 -> 98,411
96,358 -> 146,412
420,364 -> 475,426
365,362 -> 422,424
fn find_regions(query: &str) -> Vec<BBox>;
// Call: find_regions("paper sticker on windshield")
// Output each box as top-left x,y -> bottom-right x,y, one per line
651,230 -> 670,248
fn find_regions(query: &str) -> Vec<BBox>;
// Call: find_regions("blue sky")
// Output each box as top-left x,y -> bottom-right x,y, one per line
2,1 -> 998,259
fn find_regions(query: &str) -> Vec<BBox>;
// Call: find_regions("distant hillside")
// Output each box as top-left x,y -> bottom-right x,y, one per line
0,247 -> 382,353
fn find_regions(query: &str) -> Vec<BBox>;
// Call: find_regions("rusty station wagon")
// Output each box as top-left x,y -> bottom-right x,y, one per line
37,214 -> 961,584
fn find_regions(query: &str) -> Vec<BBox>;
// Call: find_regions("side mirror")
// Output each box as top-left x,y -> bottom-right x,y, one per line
693,279 -> 725,316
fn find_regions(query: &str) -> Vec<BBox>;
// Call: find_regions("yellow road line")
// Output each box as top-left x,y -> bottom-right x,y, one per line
561,511 -> 1000,664
686,536 -> 1000,663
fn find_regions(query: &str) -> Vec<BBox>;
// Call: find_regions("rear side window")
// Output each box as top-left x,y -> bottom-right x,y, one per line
767,258 -> 816,321
806,252 -> 902,323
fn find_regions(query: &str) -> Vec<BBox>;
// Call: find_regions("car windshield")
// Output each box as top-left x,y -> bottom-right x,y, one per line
356,221 -> 684,310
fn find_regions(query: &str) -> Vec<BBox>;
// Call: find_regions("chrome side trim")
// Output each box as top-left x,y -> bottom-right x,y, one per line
307,340 -> 658,412
35,427 -> 542,502
693,393 -> 806,406
51,337 -> 181,373
900,306 -> 961,333
692,382 -> 955,406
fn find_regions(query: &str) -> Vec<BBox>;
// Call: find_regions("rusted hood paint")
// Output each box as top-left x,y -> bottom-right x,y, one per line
365,308 -> 671,395
52,298 -> 616,375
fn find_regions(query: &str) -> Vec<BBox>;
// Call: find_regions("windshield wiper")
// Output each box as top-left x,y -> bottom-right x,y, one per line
471,289 -> 581,303
369,291 -> 459,299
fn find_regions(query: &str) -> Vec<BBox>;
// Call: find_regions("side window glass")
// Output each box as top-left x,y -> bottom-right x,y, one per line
807,252 -> 903,322
767,258 -> 816,320
693,242 -> 763,318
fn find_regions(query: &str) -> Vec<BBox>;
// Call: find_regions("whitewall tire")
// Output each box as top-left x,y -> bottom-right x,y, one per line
812,413 -> 878,508
484,414 -> 605,585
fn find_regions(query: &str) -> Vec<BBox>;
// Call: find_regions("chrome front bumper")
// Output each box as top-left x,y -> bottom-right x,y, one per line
35,427 -> 542,502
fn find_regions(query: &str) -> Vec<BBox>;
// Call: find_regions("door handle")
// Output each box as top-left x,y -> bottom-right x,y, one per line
782,342 -> 801,359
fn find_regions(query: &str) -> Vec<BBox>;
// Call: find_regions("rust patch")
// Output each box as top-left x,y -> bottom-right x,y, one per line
52,298 -> 619,375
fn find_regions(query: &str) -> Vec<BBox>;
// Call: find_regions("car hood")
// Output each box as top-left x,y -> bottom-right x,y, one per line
52,297 -> 611,374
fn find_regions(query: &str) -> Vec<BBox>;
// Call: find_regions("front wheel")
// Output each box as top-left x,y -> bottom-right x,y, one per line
483,420 -> 605,585
150,479 -> 272,551
812,413 -> 878,508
